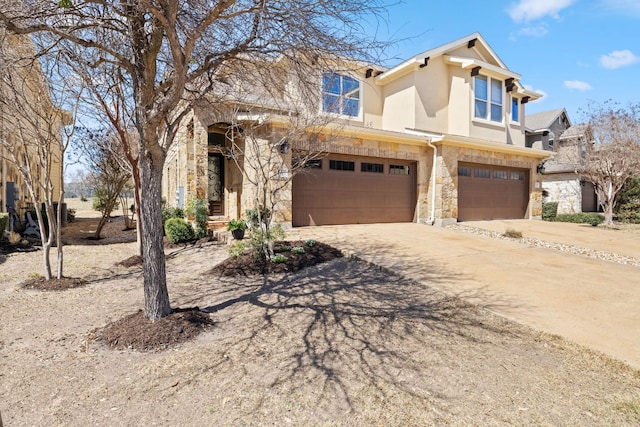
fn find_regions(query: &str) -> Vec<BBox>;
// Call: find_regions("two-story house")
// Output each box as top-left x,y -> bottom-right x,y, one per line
163,33 -> 551,227
525,109 -> 598,213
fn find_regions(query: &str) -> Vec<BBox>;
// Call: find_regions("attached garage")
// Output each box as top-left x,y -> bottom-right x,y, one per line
292,155 -> 416,226
457,163 -> 530,221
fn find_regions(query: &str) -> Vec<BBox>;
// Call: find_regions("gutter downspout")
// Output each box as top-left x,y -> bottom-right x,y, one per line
425,140 -> 438,225
404,128 -> 444,225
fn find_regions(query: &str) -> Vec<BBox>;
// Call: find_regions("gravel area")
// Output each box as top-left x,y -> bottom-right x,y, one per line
448,224 -> 640,267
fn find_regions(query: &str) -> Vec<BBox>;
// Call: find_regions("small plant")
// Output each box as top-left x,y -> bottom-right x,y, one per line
185,198 -> 209,238
66,208 -> 76,223
226,218 -> 247,231
502,228 -> 523,239
291,246 -> 305,254
228,241 -> 246,257
80,195 -> 88,202
164,217 -> 195,244
270,254 -> 287,263
29,272 -> 41,278
304,239 -> 316,247
542,202 -> 558,221
0,212 -> 8,239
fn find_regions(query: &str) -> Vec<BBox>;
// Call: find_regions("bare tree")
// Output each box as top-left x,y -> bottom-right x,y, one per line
79,129 -> 132,239
580,101 -> 640,225
0,0 -> 387,320
0,31 -> 77,280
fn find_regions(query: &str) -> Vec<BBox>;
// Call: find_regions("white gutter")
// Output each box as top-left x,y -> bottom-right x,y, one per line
404,128 -> 445,225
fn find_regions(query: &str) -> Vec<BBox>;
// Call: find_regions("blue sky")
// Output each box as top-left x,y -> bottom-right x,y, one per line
370,0 -> 640,124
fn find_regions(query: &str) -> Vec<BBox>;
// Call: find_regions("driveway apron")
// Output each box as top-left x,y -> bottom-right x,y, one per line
288,222 -> 640,370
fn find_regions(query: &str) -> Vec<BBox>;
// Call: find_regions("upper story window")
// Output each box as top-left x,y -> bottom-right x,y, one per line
474,75 -> 503,123
511,97 -> 519,123
322,73 -> 360,117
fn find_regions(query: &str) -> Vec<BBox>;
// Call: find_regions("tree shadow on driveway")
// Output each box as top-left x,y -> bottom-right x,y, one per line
193,255 -> 525,416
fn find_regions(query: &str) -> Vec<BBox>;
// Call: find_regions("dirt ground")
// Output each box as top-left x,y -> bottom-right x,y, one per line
1,199 -> 640,426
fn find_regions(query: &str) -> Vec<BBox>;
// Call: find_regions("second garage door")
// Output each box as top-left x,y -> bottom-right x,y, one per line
292,156 -> 416,226
458,163 -> 530,221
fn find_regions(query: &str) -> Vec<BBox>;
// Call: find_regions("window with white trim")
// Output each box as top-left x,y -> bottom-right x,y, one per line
474,75 -> 503,123
322,73 -> 360,117
511,97 -> 519,122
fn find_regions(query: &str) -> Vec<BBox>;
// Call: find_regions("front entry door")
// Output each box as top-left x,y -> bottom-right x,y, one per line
208,153 -> 224,216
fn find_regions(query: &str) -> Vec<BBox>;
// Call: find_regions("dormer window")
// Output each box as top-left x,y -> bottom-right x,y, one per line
322,73 -> 360,117
474,75 -> 503,123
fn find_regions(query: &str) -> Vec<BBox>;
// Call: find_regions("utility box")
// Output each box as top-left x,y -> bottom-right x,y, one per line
5,182 -> 17,210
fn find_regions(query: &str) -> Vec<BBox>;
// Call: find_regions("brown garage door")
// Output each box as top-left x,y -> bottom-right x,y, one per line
292,156 -> 416,226
458,163 -> 529,221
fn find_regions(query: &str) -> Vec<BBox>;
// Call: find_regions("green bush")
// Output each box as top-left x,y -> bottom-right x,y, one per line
542,202 -> 558,221
0,213 -> 8,239
162,206 -> 184,225
67,208 -> 77,223
553,213 -> 604,226
185,198 -> 209,238
615,178 -> 640,224
164,217 -> 195,243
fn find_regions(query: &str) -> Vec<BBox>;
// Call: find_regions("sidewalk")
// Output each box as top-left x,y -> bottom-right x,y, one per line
288,222 -> 640,370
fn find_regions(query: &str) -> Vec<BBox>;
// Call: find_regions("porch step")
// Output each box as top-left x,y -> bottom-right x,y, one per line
207,218 -> 230,244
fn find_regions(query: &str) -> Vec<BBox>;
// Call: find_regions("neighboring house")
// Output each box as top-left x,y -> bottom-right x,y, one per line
525,109 -> 597,213
163,33 -> 552,227
0,32 -> 64,216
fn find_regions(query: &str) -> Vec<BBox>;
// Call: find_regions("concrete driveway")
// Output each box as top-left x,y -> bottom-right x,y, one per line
287,221 -> 640,370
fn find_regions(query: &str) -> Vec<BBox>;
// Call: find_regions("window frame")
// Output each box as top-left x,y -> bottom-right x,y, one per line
511,96 -> 520,123
321,72 -> 362,119
474,75 -> 504,124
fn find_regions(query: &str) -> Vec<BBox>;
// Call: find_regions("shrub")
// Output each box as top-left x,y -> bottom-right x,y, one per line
80,195 -> 88,202
185,198 -> 209,238
291,246 -> 305,254
615,178 -> 640,224
164,217 -> 195,243
553,213 -> 604,226
229,241 -> 246,257
502,228 -> 522,238
67,208 -> 76,223
270,254 -> 287,263
542,202 -> 558,221
162,206 -> 184,225
0,213 -> 8,239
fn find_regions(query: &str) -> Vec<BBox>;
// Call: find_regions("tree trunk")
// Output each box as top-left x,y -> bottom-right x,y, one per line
56,192 -> 64,279
604,200 -> 614,225
132,168 -> 143,256
139,149 -> 171,321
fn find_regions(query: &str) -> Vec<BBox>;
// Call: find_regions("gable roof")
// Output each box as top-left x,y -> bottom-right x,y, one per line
374,32 -> 542,100
526,108 -> 570,132
559,123 -> 590,140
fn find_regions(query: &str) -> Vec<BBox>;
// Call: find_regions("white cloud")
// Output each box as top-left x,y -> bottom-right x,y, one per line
600,0 -> 640,15
564,80 -> 593,91
599,50 -> 640,69
508,0 -> 576,22
518,24 -> 549,37
524,85 -> 547,103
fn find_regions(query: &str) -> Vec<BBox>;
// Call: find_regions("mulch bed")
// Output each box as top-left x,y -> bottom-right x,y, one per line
22,276 -> 87,291
0,240 -> 39,257
210,240 -> 344,276
92,308 -> 214,352
116,255 -> 143,268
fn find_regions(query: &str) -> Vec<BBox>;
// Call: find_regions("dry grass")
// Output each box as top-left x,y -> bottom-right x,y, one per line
1,202 -> 640,425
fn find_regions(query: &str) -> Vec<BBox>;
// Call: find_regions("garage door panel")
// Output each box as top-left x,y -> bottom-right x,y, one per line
458,163 -> 529,221
293,156 -> 416,226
